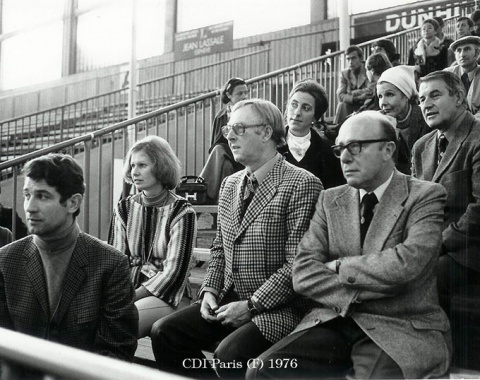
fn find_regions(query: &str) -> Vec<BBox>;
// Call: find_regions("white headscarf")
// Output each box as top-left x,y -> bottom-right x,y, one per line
377,65 -> 418,99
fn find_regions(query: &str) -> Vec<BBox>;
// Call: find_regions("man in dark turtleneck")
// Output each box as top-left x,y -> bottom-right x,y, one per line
0,154 -> 138,375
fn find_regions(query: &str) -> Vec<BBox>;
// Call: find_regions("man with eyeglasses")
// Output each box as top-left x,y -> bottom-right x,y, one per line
412,70 -> 480,370
151,98 -> 322,378
248,111 -> 451,379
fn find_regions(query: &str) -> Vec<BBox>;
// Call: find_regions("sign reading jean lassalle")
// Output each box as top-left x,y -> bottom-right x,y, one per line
175,21 -> 234,60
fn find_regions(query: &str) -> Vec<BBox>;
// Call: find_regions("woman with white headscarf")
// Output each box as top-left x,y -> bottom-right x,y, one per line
377,65 -> 429,174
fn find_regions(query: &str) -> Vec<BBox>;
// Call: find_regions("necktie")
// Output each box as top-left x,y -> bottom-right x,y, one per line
360,192 -> 378,246
437,134 -> 448,165
241,174 -> 257,218
461,73 -> 471,94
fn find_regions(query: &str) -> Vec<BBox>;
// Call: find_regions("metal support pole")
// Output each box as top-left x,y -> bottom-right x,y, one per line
127,0 -> 137,147
338,0 -> 350,51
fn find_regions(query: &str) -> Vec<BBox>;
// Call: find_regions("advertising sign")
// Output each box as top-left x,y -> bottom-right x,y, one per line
352,1 -> 475,41
174,21 -> 234,60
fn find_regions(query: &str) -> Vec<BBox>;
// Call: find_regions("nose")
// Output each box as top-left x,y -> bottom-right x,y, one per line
226,127 -> 237,142
131,166 -> 139,177
24,197 -> 37,215
340,148 -> 353,164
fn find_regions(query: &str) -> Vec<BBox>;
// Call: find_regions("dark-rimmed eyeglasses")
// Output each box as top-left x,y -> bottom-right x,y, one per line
331,139 -> 390,158
222,123 -> 266,138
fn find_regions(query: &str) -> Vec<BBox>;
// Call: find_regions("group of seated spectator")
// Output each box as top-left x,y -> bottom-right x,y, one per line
0,10 -> 480,380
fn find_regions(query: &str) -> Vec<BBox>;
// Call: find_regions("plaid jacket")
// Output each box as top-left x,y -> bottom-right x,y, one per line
0,232 -> 138,361
201,158 -> 322,343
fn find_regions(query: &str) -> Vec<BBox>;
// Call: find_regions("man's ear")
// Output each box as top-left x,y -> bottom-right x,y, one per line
262,125 -> 273,142
66,194 -> 83,215
384,141 -> 396,159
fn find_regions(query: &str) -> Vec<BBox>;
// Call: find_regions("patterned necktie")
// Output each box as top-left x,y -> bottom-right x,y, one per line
461,72 -> 471,94
241,174 -> 257,218
360,192 -> 378,246
437,134 -> 448,165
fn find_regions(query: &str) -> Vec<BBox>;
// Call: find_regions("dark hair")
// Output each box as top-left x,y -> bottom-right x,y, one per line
471,10 -> 480,23
433,16 -> 445,28
23,154 -> 85,218
371,39 -> 397,62
419,71 -> 467,108
422,18 -> 440,31
123,135 -> 181,190
232,99 -> 286,147
346,45 -> 363,60
221,77 -> 247,104
288,79 -> 329,121
366,53 -> 393,76
458,16 -> 474,28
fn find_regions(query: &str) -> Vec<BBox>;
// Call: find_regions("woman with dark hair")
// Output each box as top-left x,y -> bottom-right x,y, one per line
198,77 -> 248,203
278,79 -> 345,189
109,135 -> 196,338
357,52 -> 393,112
377,65 -> 429,174
371,39 -> 401,66
209,77 -> 249,152
408,18 -> 449,76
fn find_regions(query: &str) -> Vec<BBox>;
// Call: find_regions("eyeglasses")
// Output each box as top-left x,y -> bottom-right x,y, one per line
331,139 -> 390,158
222,123 -> 266,138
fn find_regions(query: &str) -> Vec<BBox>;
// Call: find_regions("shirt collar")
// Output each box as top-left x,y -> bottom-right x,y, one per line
246,152 -> 281,187
359,170 -> 394,203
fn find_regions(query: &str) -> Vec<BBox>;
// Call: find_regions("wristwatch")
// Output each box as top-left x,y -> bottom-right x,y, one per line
247,299 -> 260,317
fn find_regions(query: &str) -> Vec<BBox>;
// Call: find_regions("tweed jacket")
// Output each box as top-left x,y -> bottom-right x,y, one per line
0,232 -> 138,361
293,170 -> 452,379
200,157 -> 322,343
444,64 -> 480,117
336,65 -> 370,104
278,127 -> 346,189
412,111 -> 480,272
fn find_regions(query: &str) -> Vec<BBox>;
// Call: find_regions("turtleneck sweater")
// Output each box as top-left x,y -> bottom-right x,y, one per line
33,221 -> 80,318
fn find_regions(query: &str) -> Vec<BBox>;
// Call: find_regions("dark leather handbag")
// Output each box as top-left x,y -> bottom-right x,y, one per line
175,176 -> 207,204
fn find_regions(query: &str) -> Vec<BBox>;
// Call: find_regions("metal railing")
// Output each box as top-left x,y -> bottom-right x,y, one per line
0,327 -> 184,380
0,49 -> 270,163
0,17 -> 459,241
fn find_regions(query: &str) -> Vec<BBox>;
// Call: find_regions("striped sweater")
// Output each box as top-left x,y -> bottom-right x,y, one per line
108,192 -> 196,307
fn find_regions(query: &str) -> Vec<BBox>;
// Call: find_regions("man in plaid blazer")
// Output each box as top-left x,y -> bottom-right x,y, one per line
151,99 -> 322,378
0,154 -> 138,376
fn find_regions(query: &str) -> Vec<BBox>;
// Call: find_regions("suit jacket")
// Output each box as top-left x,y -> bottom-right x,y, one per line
412,111 -> 480,272
200,158 -> 322,343
293,170 -> 452,379
278,127 -> 346,189
336,65 -> 370,104
444,65 -> 480,116
0,232 -> 138,361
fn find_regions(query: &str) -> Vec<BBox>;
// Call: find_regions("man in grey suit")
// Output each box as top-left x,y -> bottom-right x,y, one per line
0,154 -> 138,377
248,111 -> 451,379
412,70 -> 480,370
151,99 -> 322,378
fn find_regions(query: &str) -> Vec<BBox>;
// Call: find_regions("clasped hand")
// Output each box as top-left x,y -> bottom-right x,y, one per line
200,292 -> 251,328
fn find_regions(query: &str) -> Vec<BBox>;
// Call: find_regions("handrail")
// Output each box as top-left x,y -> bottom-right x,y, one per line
0,327 -> 184,380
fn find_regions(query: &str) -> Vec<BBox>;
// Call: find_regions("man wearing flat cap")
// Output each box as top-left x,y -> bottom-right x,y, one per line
445,35 -> 480,117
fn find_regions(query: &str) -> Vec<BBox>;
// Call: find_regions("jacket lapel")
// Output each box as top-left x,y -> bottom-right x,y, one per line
363,171 -> 407,253
331,187 -> 361,256
433,112 -> 473,182
53,234 -> 88,323
421,133 -> 438,181
24,242 -> 49,317
235,160 -> 281,238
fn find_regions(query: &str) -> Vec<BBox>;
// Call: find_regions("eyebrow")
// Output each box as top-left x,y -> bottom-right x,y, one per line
23,188 -> 54,197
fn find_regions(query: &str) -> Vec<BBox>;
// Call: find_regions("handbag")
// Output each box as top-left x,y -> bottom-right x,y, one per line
175,176 -> 207,204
